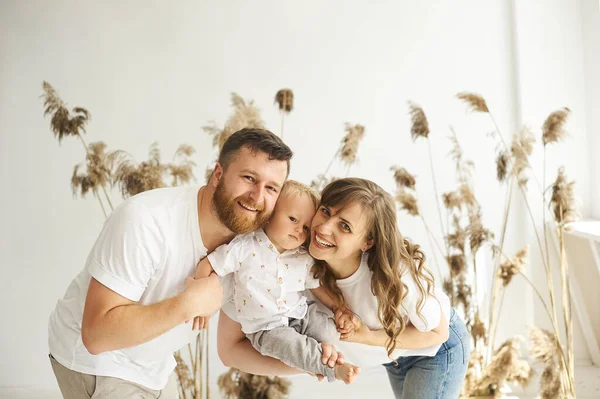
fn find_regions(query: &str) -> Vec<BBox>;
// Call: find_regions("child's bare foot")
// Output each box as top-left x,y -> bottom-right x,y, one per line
334,362 -> 360,384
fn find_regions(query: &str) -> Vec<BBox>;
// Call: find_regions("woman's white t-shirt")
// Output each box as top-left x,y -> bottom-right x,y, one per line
222,252 -> 451,369
333,252 -> 451,368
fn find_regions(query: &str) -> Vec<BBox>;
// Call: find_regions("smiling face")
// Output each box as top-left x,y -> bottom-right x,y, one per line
309,201 -> 373,278
264,193 -> 316,253
212,146 -> 288,234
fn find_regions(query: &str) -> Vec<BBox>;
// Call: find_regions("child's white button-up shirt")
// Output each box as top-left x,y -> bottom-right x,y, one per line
208,229 -> 319,334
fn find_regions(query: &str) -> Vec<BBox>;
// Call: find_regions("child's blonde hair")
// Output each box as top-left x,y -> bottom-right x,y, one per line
280,180 -> 320,211
279,180 -> 320,248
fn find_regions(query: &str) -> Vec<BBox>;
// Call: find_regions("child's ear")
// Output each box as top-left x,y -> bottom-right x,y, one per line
362,237 -> 374,252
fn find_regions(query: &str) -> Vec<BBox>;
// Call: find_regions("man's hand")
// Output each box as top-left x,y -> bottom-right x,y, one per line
182,275 -> 223,321
191,315 -> 210,331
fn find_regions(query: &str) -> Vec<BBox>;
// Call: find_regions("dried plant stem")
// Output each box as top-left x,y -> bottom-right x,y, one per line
487,112 -> 575,393
323,147 -> 341,177
518,272 -> 554,327
558,218 -> 575,396
280,113 -> 285,139
489,288 -> 506,353
472,257 -> 480,315
94,189 -> 108,218
543,149 -> 551,275
188,344 -> 196,377
427,140 -> 448,256
489,112 -> 561,363
513,194 -> 575,394
195,331 -> 204,399
418,214 -> 445,280
486,177 -> 514,362
206,328 -> 210,399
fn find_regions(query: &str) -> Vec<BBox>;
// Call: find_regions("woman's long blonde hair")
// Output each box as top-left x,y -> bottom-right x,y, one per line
312,178 -> 435,357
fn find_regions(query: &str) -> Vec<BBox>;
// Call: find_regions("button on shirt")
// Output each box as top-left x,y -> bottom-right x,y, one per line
208,229 -> 319,334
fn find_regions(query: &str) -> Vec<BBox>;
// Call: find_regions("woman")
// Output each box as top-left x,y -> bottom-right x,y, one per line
217,178 -> 469,398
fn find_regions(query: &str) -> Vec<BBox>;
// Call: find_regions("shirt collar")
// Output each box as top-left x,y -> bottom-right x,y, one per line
254,228 -> 307,256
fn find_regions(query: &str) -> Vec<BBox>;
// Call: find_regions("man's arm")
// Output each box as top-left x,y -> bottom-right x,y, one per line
82,275 -> 222,355
216,310 -> 345,375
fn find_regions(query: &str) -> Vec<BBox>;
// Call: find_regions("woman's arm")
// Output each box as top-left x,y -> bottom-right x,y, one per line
310,286 -> 338,311
216,310 -> 345,375
344,311 -> 449,350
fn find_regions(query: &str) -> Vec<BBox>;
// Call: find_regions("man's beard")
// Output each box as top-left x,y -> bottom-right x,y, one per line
213,181 -> 271,234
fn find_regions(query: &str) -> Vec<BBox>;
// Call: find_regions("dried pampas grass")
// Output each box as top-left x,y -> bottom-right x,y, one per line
71,141 -> 112,197
442,191 -> 462,211
391,166 -> 416,190
496,150 -> 510,182
408,102 -> 430,140
218,369 -> 290,399
456,92 -> 489,113
203,93 -> 265,151
340,123 -> 365,166
468,220 -> 494,255
511,126 -> 535,186
471,313 -> 487,345
42,81 -> 91,143
542,107 -> 570,146
468,337 -> 533,397
395,191 -> 419,216
498,246 -> 528,287
274,89 -> 294,113
550,167 -> 579,225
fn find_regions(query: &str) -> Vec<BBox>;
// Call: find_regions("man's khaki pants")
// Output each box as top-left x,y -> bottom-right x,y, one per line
50,354 -> 179,399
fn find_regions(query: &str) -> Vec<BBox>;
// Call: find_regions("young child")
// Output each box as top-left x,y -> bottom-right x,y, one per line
193,180 -> 360,384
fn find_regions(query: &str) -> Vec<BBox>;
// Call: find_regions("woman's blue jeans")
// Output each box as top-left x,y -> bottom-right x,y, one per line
382,308 -> 470,398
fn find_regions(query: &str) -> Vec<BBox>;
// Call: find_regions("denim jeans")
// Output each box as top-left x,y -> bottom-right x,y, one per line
382,308 -> 470,398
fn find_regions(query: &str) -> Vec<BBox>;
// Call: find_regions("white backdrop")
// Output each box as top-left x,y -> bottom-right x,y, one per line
0,0 -> 597,394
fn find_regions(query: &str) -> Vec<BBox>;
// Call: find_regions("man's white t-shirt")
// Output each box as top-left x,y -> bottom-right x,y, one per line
48,186 -> 207,390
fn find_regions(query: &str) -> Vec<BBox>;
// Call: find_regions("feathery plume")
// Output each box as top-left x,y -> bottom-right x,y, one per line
408,102 -> 429,140
203,93 -> 265,151
498,246 -> 528,287
542,107 -> 570,145
456,92 -> 489,113
274,89 -> 294,113
391,166 -> 416,190
339,123 -> 365,166
549,167 -> 579,225
496,150 -> 509,182
395,191 -> 419,216
442,191 -> 462,211
42,81 -> 91,143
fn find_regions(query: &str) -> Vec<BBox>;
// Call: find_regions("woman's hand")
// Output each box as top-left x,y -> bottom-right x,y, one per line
334,307 -> 363,340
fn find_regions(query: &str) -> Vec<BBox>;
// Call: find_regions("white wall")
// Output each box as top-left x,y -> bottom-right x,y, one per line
582,0 -> 600,219
0,0 -> 595,393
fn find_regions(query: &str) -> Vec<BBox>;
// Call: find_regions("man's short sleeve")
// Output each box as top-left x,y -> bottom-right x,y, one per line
304,259 -> 320,289
87,202 -> 164,302
207,234 -> 251,276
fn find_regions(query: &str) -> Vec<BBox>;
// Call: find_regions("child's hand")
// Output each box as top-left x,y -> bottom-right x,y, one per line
334,307 -> 362,340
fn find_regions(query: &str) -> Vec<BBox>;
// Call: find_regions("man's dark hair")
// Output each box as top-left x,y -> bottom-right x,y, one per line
218,128 -> 293,175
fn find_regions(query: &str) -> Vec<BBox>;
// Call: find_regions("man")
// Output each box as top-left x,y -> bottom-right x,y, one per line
48,128 -> 293,398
